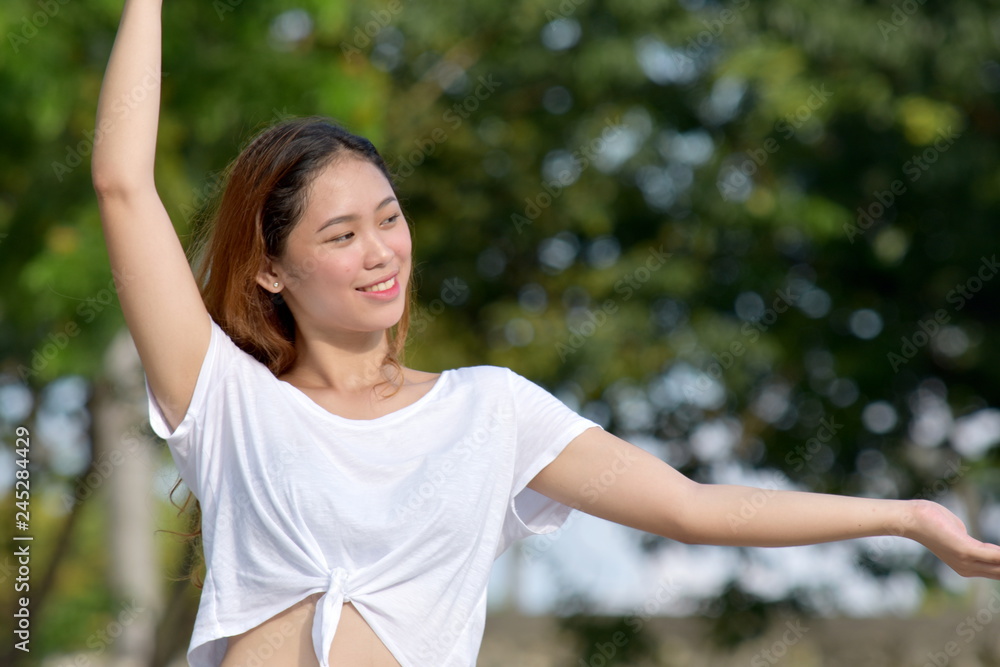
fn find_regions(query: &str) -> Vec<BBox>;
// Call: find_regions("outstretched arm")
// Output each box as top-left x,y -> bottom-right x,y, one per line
92,0 -> 211,434
528,426 -> 1000,579
92,0 -> 163,190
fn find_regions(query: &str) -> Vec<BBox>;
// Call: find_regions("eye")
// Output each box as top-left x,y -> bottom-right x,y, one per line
329,215 -> 399,243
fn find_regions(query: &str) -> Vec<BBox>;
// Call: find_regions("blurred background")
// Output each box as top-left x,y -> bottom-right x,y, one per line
2,0 -> 1000,664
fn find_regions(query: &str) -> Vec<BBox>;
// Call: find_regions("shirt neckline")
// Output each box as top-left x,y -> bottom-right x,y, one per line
275,368 -> 453,427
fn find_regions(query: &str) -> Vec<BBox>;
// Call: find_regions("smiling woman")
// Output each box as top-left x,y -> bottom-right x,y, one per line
247,155 -> 412,375
192,120 -> 416,388
143,104 -> 430,667
90,1 -> 1000,666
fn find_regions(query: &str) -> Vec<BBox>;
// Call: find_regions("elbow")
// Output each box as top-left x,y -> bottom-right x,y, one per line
656,480 -> 709,546
91,170 -> 120,200
91,164 -> 125,199
91,168 -> 153,202
670,532 -> 699,546
666,529 -> 705,547
91,151 -> 155,200
651,512 -> 696,544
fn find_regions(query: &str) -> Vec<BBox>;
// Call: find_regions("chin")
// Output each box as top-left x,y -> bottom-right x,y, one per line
370,312 -> 406,331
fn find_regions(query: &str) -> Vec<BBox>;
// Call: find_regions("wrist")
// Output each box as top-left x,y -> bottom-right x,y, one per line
892,499 -> 931,543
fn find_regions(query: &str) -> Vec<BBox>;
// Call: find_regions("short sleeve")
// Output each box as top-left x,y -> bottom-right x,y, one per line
499,367 -> 604,549
144,317 -> 239,488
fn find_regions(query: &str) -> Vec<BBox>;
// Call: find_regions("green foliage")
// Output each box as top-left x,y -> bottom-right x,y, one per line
3,0 -> 1000,661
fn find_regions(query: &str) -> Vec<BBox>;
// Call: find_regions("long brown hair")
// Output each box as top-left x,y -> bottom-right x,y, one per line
163,116 -> 416,588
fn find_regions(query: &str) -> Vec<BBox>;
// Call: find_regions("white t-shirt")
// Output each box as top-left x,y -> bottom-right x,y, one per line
144,317 -> 603,667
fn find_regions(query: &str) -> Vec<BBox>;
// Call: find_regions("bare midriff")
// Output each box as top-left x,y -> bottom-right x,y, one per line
220,593 -> 403,667
220,370 -> 441,666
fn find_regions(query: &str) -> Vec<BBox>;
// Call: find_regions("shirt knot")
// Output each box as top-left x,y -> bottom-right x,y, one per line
313,566 -> 354,667
328,566 -> 351,600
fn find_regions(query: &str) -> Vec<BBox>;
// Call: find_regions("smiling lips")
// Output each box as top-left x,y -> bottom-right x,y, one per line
357,276 -> 397,293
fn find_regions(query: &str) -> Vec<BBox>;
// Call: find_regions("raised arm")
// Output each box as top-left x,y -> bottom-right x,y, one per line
92,0 -> 210,434
529,427 -> 1000,580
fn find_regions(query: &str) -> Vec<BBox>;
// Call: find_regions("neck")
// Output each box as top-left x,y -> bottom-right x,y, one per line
284,326 -> 398,395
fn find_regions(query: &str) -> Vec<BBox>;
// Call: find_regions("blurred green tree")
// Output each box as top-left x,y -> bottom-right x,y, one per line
2,0 -> 999,663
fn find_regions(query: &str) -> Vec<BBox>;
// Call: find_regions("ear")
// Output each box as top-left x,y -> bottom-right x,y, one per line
255,257 -> 283,293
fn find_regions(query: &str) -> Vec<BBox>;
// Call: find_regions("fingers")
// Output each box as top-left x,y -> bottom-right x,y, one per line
948,540 -> 1000,579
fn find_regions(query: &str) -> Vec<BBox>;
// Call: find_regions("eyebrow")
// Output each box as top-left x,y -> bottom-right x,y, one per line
316,196 -> 399,233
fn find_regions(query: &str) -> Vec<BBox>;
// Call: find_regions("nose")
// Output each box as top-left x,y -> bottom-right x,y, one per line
364,228 -> 394,267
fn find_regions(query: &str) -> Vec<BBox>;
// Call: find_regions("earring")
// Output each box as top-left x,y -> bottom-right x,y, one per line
273,282 -> 280,288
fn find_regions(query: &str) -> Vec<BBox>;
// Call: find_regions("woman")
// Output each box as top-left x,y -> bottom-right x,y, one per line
91,1 -> 1000,666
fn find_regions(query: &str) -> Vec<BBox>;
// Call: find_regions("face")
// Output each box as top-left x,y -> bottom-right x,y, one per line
257,156 -> 411,341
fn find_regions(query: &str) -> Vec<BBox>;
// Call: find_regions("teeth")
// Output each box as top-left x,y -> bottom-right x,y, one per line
359,276 -> 396,292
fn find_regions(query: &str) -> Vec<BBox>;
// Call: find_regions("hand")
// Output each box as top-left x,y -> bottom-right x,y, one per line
907,499 -> 1000,579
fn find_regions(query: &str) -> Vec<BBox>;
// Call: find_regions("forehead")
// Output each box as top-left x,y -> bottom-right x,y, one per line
304,157 -> 395,214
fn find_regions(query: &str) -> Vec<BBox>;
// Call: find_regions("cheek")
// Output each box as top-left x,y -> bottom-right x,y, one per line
283,244 -> 327,283
392,225 -> 413,257
295,251 -> 354,287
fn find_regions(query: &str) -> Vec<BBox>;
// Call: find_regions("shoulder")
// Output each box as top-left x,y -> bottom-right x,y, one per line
446,363 -> 511,376
441,364 -> 515,387
442,366 -> 562,399
207,317 -> 273,374
395,364 -> 513,391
